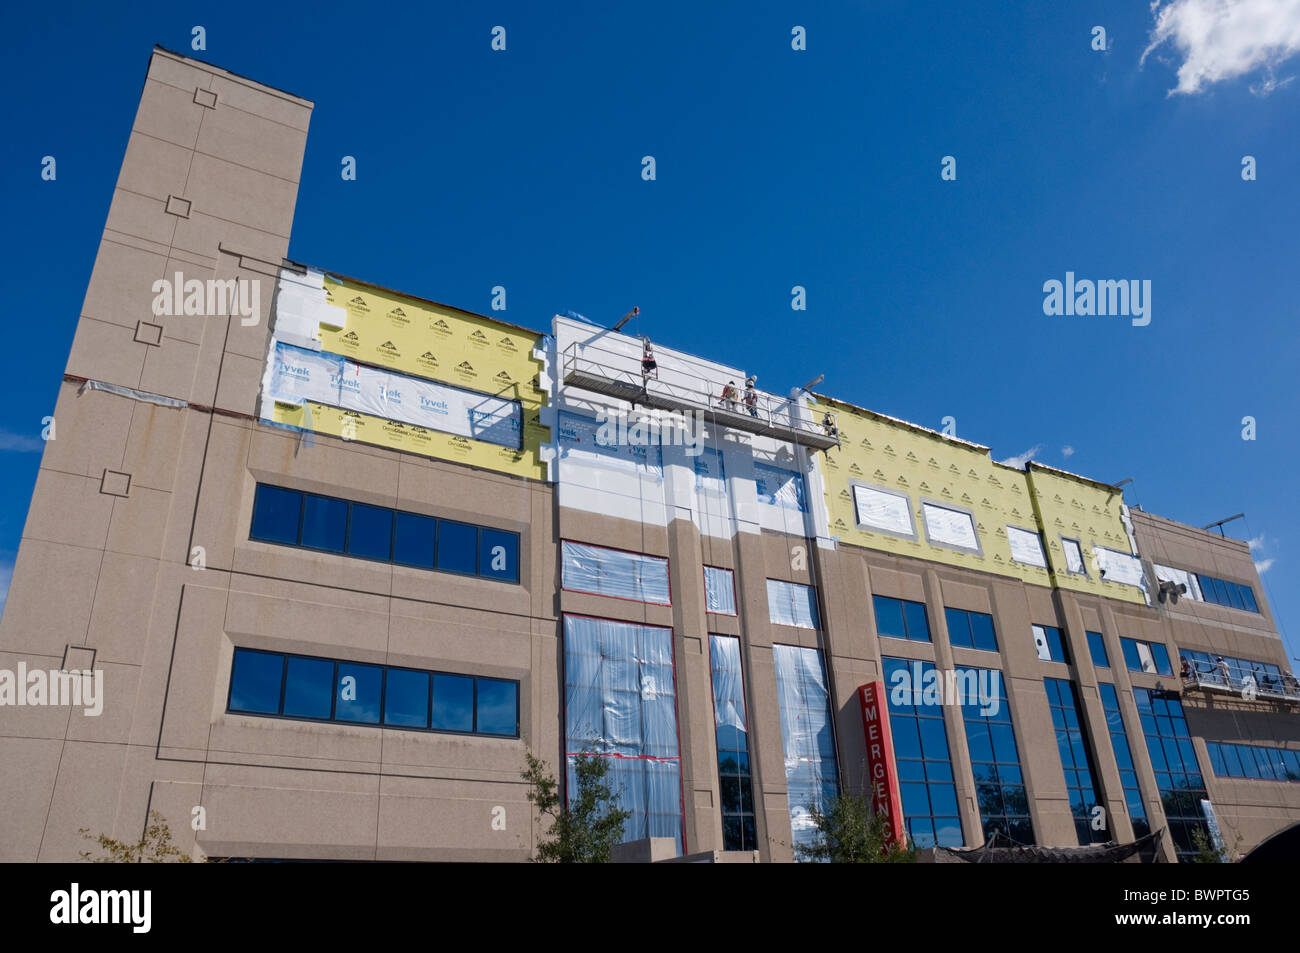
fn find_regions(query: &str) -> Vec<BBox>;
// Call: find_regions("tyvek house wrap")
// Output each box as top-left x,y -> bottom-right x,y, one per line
563,615 -> 684,852
265,340 -> 522,448
772,644 -> 840,859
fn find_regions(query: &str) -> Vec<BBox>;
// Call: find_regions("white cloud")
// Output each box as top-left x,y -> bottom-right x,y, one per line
0,429 -> 43,453
1061,446 -> 1075,458
1254,557 -> 1275,574
1247,533 -> 1266,550
1143,0 -> 1300,96
997,444 -> 1043,469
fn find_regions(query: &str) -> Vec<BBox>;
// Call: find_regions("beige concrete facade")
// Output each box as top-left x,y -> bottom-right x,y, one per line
1,49 -> 1296,863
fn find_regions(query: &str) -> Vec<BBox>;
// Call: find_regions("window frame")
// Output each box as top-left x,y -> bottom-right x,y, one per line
225,646 -> 520,739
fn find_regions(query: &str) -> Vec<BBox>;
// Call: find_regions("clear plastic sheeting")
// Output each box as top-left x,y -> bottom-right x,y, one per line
694,447 -> 727,495
767,579 -> 820,629
561,541 -> 671,605
1093,546 -> 1147,591
557,411 -> 663,475
1007,525 -> 1048,568
922,503 -> 978,551
1063,538 -> 1087,575
563,615 -> 683,852
1154,563 -> 1202,601
704,566 -> 737,615
755,462 -> 806,512
772,644 -> 839,859
265,341 -> 522,448
853,484 -> 914,536
708,635 -> 747,733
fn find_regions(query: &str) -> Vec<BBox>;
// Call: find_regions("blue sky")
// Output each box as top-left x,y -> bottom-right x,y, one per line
1,1 -> 1296,664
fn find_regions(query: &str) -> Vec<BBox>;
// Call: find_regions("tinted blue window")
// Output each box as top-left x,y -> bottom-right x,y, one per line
393,511 -> 436,568
347,502 -> 393,561
335,662 -> 382,723
250,485 -> 301,544
1240,586 -> 1259,613
476,678 -> 518,735
478,528 -> 520,582
301,494 -> 347,552
1041,626 -> 1068,663
1087,631 -> 1110,668
873,596 -> 906,640
904,601 -> 931,642
283,656 -> 334,719
384,668 -> 429,728
229,649 -> 283,714
436,520 -> 478,576
970,613 -> 997,652
945,608 -> 972,647
432,673 -> 474,731
1121,638 -> 1144,672
1150,643 -> 1173,677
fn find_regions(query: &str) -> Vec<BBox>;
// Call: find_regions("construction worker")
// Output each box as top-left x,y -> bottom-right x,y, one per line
720,381 -> 738,411
641,340 -> 658,378
743,377 -> 759,417
822,411 -> 838,439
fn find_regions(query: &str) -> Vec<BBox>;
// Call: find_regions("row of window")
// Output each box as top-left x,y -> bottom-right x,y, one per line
1195,572 -> 1260,613
1206,742 -> 1300,782
250,484 -> 520,582
1133,688 -> 1209,860
1120,637 -> 1174,677
227,647 -> 519,736
1179,650 -> 1290,689
1045,677 -> 1106,845
1098,682 -> 1150,838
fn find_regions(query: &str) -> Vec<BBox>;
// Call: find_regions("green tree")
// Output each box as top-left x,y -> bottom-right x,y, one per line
1189,825 -> 1241,863
79,810 -> 195,863
795,791 -> 918,863
522,750 -> 631,863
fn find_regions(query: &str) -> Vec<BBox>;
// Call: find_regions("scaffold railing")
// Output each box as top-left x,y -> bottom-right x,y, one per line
1181,670 -> 1300,705
559,340 -> 840,450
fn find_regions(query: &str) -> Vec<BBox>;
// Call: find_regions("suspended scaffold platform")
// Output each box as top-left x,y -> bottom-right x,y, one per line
560,340 -> 840,451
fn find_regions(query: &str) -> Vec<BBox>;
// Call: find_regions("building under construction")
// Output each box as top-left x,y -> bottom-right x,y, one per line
1,48 -> 1297,863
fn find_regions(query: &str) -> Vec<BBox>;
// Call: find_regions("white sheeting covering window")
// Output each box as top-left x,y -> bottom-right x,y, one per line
773,644 -> 839,859
755,463 -> 806,512
1093,546 -> 1147,589
1007,526 -> 1048,568
704,566 -> 737,615
563,615 -> 682,852
922,503 -> 979,551
1153,563 -> 1202,601
1063,538 -> 1087,575
709,635 -> 747,733
853,484 -> 914,536
561,541 -> 671,605
767,579 -> 820,629
1032,624 -> 1053,661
